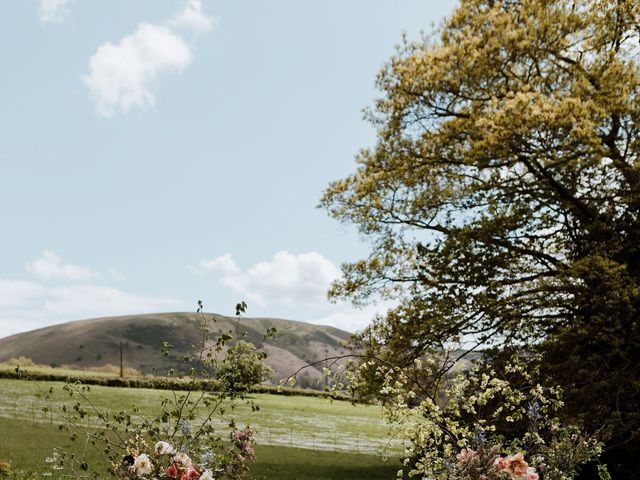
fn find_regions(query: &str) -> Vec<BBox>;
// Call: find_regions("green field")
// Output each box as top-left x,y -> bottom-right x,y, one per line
0,378 -> 403,454
0,378 -> 404,479
0,417 -> 402,480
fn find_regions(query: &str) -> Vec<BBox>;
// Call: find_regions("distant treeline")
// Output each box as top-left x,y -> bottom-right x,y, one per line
0,368 -> 355,401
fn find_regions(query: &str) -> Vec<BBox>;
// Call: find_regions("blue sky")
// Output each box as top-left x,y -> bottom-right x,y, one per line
0,0 -> 457,338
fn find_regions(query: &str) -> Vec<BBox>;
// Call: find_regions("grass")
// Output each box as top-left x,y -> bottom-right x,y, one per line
0,378 -> 404,455
0,362 -> 353,400
247,445 -> 402,480
0,386 -> 400,480
0,410 -> 402,480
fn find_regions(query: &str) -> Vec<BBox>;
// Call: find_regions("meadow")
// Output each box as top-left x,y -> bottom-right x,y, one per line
0,378 -> 404,479
0,417 -> 401,480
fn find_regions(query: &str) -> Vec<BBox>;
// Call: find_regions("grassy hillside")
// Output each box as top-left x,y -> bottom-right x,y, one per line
0,312 -> 353,385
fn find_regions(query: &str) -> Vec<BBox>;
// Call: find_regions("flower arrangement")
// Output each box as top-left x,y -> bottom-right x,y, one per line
113,427 -> 255,480
454,447 -> 540,480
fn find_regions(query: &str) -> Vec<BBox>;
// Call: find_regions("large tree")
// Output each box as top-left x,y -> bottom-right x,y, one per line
321,0 -> 639,475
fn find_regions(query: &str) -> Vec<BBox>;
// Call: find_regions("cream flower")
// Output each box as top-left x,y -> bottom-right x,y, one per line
199,469 -> 215,480
154,441 -> 175,456
133,453 -> 153,476
173,452 -> 192,467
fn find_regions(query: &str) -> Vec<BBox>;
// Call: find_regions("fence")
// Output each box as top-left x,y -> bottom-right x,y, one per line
0,398 -> 405,456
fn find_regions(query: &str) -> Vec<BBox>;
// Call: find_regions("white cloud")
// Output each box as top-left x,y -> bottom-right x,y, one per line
0,282 -> 182,338
170,0 -> 217,34
198,251 -> 397,333
26,250 -> 102,281
198,253 -> 240,276
38,0 -> 73,24
83,0 -> 216,117
83,23 -> 192,117
44,284 -> 182,316
0,252 -> 183,338
108,268 -> 128,281
309,301 -> 396,333
0,280 -> 44,308
199,251 -> 341,308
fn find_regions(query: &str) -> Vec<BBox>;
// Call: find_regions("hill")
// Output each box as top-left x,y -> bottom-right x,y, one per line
0,312 -> 353,386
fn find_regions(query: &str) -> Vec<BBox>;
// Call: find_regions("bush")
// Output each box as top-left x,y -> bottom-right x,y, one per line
0,460 -> 11,476
85,363 -> 141,377
6,357 -> 34,367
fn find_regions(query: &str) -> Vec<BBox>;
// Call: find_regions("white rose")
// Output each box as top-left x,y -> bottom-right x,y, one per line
133,454 -> 153,476
154,441 -> 174,456
199,469 -> 215,480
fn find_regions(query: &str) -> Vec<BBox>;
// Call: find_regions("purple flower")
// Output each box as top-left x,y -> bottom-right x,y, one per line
527,402 -> 542,422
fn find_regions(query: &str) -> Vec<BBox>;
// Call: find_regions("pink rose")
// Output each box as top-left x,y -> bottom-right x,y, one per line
494,457 -> 509,471
166,465 -> 179,479
527,466 -> 539,480
507,453 -> 529,477
456,448 -> 476,468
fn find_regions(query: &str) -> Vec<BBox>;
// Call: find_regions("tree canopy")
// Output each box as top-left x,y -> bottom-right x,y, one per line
321,0 -> 639,475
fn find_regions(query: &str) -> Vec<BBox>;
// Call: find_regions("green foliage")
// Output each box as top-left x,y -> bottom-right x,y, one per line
597,465 -> 612,480
217,341 -> 274,392
376,356 -> 601,480
321,0 -> 640,476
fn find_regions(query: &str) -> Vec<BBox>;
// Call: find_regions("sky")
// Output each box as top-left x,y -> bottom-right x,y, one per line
0,0 -> 457,338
